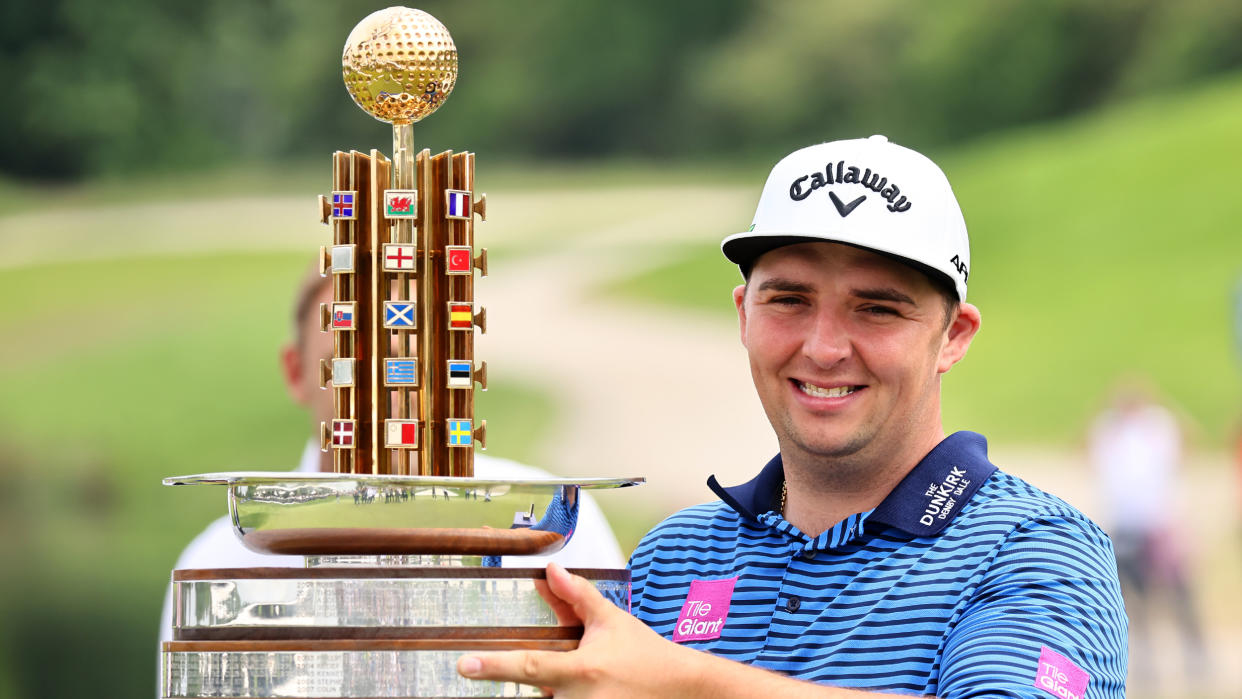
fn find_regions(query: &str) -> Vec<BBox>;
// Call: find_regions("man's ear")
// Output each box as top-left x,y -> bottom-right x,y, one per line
280,343 -> 310,405
733,283 -> 748,344
937,302 -> 981,374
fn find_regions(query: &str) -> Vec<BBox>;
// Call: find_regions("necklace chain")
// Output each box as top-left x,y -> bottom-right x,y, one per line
780,479 -> 787,515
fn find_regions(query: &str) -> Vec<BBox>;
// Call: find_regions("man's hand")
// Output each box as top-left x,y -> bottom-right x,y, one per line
457,563 -> 892,698
456,562 -> 703,697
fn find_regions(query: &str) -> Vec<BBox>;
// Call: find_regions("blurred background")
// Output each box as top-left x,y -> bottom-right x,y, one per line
2,0 -> 1241,696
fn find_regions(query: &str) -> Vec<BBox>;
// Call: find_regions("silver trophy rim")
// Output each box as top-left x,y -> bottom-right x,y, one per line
164,472 -> 645,489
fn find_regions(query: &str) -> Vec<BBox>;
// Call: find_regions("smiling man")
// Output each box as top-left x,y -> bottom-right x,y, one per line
459,136 -> 1127,697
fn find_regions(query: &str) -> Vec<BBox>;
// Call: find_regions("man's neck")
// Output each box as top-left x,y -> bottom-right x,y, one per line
780,431 -> 945,537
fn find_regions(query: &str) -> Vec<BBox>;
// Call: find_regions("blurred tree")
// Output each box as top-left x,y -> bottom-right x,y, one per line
2,0 -> 1241,179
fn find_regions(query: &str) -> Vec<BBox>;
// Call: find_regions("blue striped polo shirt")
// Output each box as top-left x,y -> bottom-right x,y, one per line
629,432 -> 1127,697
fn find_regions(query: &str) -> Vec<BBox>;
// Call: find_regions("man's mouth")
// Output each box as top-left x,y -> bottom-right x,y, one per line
794,380 -> 862,399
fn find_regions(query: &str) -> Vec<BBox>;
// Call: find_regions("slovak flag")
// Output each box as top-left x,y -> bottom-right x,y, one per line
445,189 -> 472,219
332,303 -> 355,329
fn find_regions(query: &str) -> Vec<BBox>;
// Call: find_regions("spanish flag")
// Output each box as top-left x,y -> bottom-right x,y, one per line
449,302 -> 472,330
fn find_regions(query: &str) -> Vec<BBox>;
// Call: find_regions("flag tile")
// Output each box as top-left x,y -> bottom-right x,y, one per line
332,358 -> 355,387
384,244 -> 417,271
332,302 -> 356,330
446,245 -> 472,275
447,419 -> 473,447
384,301 -> 416,329
385,358 -> 418,386
385,419 -> 419,449
330,244 -> 355,274
331,191 -> 356,220
445,189 -> 472,219
448,302 -> 472,331
331,419 -> 355,448
447,360 -> 472,389
384,189 -> 418,219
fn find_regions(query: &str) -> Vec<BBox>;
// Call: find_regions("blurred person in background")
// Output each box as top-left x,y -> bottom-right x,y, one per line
156,264 -> 625,650
1088,378 -> 1207,684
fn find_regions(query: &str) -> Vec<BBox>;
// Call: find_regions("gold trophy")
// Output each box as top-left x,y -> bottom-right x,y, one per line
323,6 -> 485,478
160,8 -> 642,697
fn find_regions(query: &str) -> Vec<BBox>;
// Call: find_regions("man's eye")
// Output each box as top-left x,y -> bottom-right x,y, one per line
770,296 -> 805,306
862,305 -> 899,316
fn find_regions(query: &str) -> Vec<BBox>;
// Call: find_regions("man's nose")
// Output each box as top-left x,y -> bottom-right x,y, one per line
802,311 -> 850,368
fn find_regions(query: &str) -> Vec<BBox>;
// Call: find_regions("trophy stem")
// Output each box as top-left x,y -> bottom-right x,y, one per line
392,123 -> 415,245
392,123 -> 415,190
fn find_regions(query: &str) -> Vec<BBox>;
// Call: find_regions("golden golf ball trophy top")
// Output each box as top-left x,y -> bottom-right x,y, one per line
342,6 -> 458,125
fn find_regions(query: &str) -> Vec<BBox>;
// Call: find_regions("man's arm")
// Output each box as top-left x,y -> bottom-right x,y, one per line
457,563 -> 922,699
936,514 -> 1128,697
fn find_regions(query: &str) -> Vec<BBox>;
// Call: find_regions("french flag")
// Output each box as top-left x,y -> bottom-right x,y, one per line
446,190 -> 471,219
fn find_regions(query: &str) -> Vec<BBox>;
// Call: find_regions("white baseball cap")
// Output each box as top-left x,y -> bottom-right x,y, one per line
722,135 -> 970,301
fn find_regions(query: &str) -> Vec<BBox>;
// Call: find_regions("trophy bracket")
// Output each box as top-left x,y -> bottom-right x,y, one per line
474,247 -> 488,277
474,306 -> 487,334
317,194 -> 331,224
318,358 -> 332,389
473,192 -> 487,221
473,419 -> 487,450
318,302 -> 331,332
475,360 -> 488,390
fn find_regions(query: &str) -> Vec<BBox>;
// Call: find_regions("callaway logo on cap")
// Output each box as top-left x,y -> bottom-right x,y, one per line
721,135 -> 970,301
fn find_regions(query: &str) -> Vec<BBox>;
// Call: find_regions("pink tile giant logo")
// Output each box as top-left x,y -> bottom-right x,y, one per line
672,577 -> 737,643
1034,646 -> 1090,699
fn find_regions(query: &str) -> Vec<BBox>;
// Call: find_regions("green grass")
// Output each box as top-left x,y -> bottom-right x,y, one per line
605,72 -> 1242,446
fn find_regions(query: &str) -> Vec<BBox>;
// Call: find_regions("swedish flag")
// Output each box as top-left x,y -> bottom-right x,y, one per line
447,419 -> 472,446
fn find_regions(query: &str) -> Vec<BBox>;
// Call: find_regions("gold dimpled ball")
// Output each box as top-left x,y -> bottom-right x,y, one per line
342,6 -> 458,125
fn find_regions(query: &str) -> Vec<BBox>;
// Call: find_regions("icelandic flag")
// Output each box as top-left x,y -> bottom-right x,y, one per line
385,358 -> 417,386
385,301 -> 416,328
447,419 -> 473,446
332,191 -> 356,219
445,189 -> 471,219
447,361 -> 472,389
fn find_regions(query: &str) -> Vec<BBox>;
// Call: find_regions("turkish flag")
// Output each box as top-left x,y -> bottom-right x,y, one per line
447,246 -> 472,273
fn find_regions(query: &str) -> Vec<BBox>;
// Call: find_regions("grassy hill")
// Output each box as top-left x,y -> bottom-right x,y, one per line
606,71 -> 1242,446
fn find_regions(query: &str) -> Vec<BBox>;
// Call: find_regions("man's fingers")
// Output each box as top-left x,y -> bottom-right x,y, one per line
533,577 -> 582,626
545,562 -> 614,625
457,649 -> 571,687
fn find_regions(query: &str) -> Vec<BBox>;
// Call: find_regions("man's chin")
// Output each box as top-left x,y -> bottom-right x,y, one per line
782,425 -> 872,462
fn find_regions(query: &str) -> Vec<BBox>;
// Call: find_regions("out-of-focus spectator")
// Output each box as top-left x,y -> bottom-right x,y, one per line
1088,378 -> 1206,685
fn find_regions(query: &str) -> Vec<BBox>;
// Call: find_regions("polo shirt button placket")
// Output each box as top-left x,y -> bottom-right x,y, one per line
784,596 -> 801,613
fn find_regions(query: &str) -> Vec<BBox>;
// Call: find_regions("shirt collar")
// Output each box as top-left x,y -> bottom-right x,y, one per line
296,439 -> 321,473
707,431 -> 997,537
